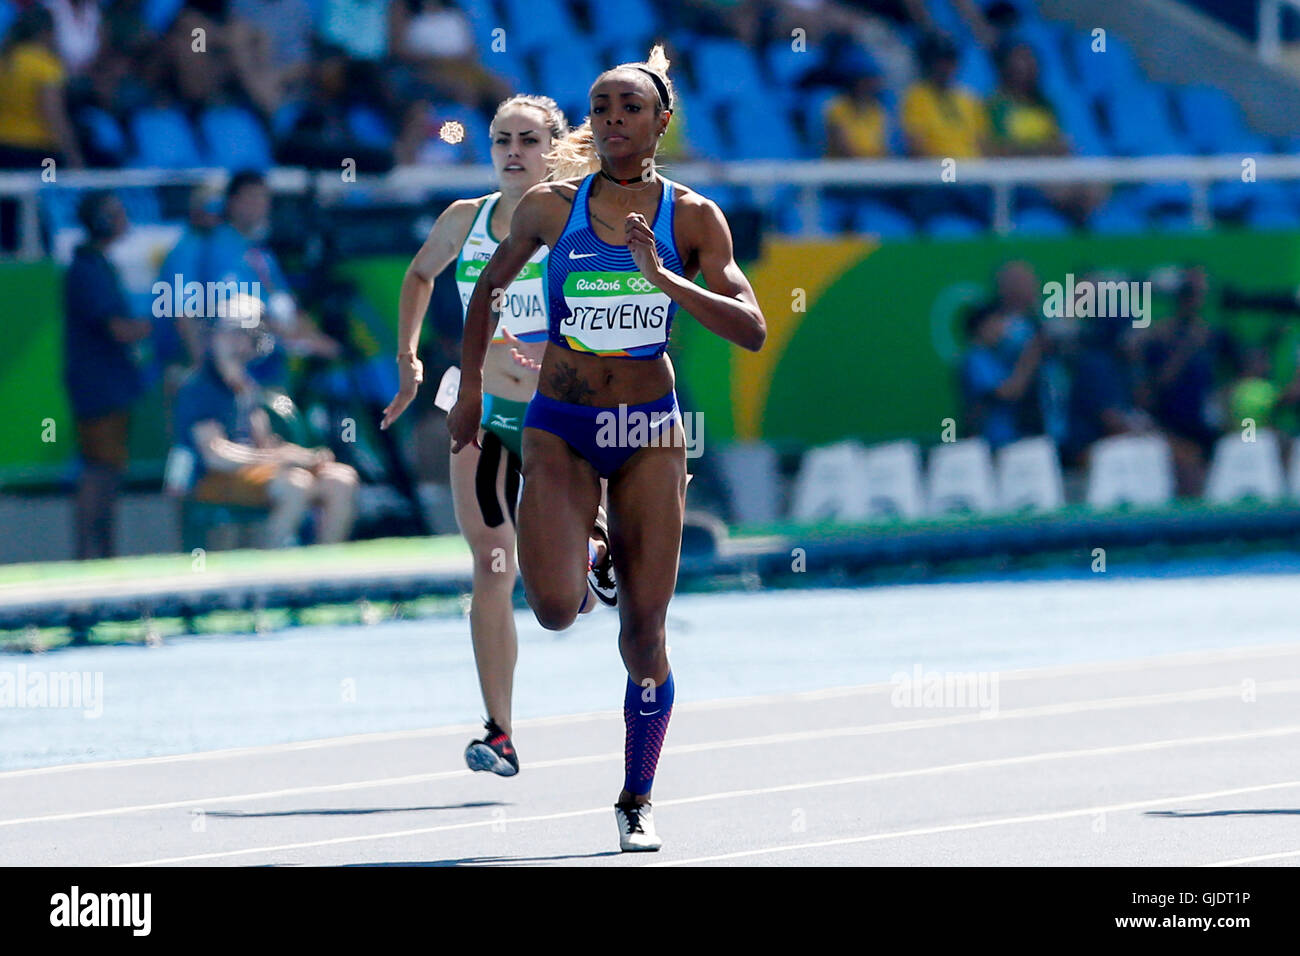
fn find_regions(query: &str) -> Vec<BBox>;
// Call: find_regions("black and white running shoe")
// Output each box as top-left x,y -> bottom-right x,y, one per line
614,801 -> 662,851
464,718 -> 519,776
587,505 -> 617,607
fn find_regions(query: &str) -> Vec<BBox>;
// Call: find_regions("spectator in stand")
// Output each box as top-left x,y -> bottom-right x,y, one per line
393,0 -> 507,113
0,6 -> 84,169
902,32 -> 988,223
204,171 -> 341,387
165,1 -> 278,115
172,314 -> 359,548
825,60 -> 890,159
1064,299 -> 1153,468
987,39 -> 1104,224
277,49 -> 396,171
231,0 -> 315,98
64,190 -> 152,559
961,303 -> 1043,450
821,57 -> 895,232
1136,267 -> 1237,497
901,33 -> 987,159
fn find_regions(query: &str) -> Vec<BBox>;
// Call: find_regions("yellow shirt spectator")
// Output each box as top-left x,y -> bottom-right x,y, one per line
987,93 -> 1060,152
0,42 -> 66,150
901,80 -> 988,158
825,95 -> 888,158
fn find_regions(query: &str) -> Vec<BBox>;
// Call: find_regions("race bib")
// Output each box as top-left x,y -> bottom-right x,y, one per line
457,259 -> 548,341
560,271 -> 671,355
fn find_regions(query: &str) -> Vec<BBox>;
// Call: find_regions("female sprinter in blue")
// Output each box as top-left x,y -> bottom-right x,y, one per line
382,95 -> 612,779
447,46 -> 766,851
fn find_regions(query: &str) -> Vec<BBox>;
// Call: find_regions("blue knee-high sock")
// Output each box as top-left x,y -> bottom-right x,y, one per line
623,671 -> 675,796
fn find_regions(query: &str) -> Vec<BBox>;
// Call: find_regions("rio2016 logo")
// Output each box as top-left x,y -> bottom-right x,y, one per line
626,276 -> 655,293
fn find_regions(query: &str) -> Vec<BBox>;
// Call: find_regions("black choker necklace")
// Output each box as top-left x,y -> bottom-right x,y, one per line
600,168 -> 654,187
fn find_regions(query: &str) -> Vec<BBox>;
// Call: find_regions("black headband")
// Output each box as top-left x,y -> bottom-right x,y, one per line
633,66 -> 672,111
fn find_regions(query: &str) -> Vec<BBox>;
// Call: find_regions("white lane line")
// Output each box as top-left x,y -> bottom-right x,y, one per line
7,640 -> 1300,780
1200,848 -> 1300,867
107,724 -> 1300,866
645,778 -> 1300,867
10,679 -> 1300,829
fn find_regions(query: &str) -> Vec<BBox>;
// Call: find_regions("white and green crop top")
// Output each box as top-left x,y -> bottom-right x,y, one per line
455,193 -> 550,343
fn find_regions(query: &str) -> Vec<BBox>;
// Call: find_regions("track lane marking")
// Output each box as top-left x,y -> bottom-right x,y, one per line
8,679 -> 1300,829
7,640 -> 1300,779
105,724 -> 1300,866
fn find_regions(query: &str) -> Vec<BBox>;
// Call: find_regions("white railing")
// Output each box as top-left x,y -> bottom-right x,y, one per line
2,152 -> 1297,259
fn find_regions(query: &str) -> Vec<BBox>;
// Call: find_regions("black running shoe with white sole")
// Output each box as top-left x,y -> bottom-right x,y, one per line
464,718 -> 519,776
588,506 -> 617,607
615,801 -> 662,851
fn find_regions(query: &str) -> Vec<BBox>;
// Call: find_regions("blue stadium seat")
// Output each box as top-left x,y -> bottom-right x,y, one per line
1012,206 -> 1072,236
927,0 -> 978,43
1087,196 -> 1147,234
1246,202 -> 1300,230
1068,29 -> 1142,100
1174,86 -> 1268,154
854,200 -> 917,238
725,102 -> 804,159
119,188 -> 163,225
536,45 -> 604,123
1044,84 -> 1106,156
499,0 -> 579,56
1130,181 -> 1192,213
143,0 -> 185,34
455,110 -> 492,165
0,1 -> 15,46
678,102 -> 726,160
574,0 -> 657,48
955,44 -> 997,97
1101,85 -> 1187,155
925,212 -> 983,238
130,107 -> 203,168
460,0 -> 533,92
272,100 -> 305,139
766,40 -> 820,90
78,106 -> 129,166
1149,208 -> 1196,233
347,104 -> 392,149
198,105 -> 273,171
690,38 -> 772,110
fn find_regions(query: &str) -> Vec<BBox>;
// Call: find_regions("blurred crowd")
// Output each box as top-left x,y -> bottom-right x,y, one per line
64,176 -> 436,558
959,262 -> 1300,498
0,0 -> 517,173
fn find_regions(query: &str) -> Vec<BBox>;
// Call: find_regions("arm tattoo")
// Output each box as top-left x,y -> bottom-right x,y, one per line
549,361 -> 597,404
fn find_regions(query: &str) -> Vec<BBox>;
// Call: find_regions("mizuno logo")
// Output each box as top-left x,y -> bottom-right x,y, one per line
489,414 -> 517,428
568,250 -> 598,259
